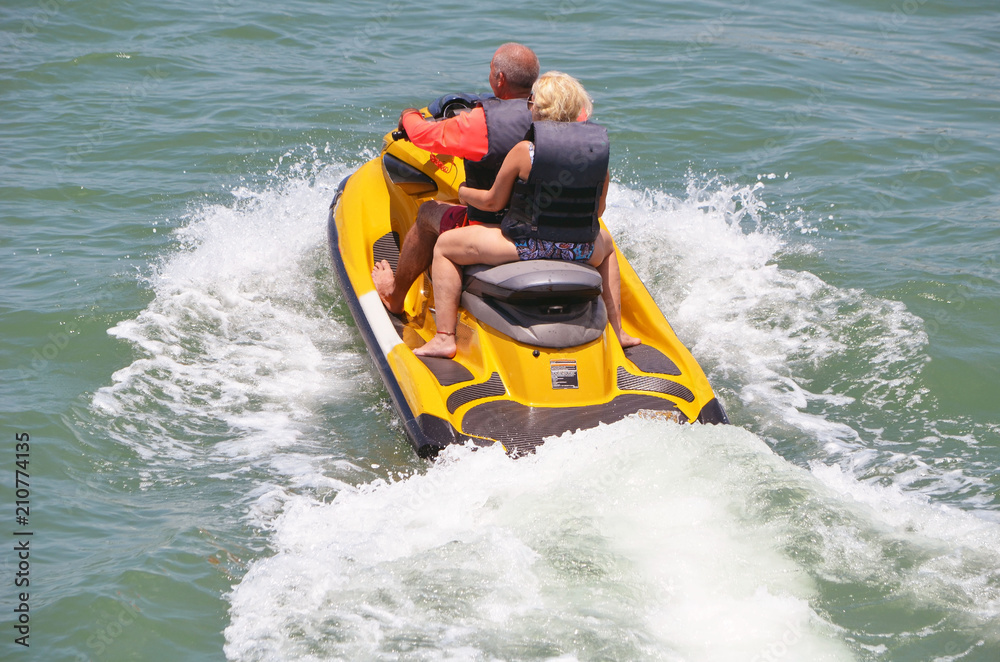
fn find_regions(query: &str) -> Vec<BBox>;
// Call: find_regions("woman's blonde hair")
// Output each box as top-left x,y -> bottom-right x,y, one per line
530,71 -> 593,122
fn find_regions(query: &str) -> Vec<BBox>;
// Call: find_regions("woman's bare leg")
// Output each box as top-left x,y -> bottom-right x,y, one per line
590,229 -> 641,348
414,225 -> 519,358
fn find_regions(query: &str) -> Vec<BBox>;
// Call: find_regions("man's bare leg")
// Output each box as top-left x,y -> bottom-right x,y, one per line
412,250 -> 463,358
372,200 -> 452,314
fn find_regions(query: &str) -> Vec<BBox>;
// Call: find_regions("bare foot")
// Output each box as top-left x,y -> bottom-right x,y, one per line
413,331 -> 457,358
619,330 -> 642,348
372,260 -> 403,314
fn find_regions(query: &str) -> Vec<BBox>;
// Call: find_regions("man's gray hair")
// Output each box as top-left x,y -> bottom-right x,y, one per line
492,42 -> 539,91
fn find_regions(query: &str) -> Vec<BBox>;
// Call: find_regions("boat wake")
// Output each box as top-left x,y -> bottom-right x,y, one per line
84,153 -> 999,659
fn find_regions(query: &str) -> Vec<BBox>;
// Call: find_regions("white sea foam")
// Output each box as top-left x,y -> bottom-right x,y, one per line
605,180 -> 924,446
92,155 -> 361,474
225,421 -> 856,662
601,179 -> 987,505
226,421 -> 1000,660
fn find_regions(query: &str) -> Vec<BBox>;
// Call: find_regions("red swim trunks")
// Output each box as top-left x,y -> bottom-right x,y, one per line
439,205 -> 469,233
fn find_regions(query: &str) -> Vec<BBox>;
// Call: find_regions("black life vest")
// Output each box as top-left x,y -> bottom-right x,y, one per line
500,121 -> 610,244
464,97 -> 533,225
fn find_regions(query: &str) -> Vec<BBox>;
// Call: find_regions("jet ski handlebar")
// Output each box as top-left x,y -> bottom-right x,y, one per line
392,94 -> 485,142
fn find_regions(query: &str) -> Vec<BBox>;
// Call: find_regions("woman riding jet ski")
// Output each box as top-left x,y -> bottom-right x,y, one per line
328,73 -> 728,458
415,72 -> 638,360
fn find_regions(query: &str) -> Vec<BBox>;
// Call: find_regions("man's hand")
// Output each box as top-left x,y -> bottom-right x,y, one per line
397,108 -> 421,132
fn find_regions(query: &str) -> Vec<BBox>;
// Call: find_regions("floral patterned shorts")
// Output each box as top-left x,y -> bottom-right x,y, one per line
513,238 -> 595,262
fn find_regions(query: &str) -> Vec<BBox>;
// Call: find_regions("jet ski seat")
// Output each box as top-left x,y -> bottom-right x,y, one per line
460,261 -> 608,349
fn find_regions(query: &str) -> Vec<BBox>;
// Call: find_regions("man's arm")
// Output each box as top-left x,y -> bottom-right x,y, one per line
399,108 -> 489,161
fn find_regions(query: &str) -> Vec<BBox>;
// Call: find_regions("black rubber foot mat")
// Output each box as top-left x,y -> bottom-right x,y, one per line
462,394 -> 684,455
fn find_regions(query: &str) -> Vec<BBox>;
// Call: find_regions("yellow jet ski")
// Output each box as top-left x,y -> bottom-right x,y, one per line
327,110 -> 728,457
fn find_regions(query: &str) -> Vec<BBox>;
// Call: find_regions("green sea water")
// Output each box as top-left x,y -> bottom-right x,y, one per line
2,1 -> 999,660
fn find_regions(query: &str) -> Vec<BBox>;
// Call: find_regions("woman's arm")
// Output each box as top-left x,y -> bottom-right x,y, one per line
458,141 -> 532,212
